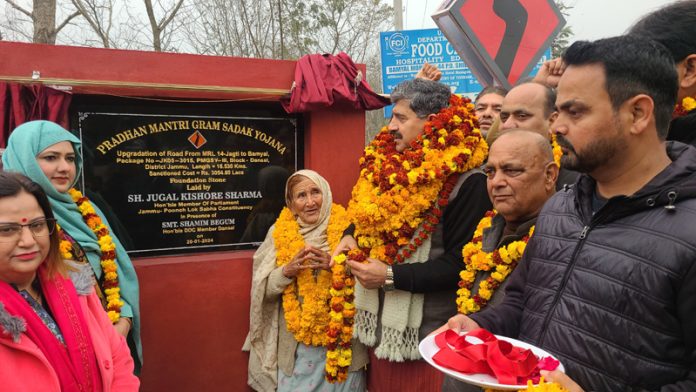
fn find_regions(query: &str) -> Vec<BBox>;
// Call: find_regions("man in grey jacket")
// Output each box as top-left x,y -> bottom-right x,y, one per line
444,36 -> 696,391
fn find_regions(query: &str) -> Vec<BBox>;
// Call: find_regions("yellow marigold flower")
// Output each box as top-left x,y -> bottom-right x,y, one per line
338,356 -> 352,367
326,350 -> 339,359
683,97 -> 696,111
456,287 -> 471,298
333,254 -> 346,264
491,272 -> 504,281
499,247 -> 510,263
59,241 -> 73,258
459,270 -> 475,282
102,261 -> 117,273
104,287 -> 120,296
518,242 -> 527,254
407,170 -> 419,184
107,311 -> 119,323
471,252 -> 490,270
452,115 -> 462,124
466,299 -> 479,312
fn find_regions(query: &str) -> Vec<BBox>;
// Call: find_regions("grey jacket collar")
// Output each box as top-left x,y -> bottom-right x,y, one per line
0,262 -> 94,343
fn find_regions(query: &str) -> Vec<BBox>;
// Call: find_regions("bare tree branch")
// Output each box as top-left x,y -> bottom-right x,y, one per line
55,10 -> 81,34
5,0 -> 32,18
70,0 -> 111,47
158,0 -> 183,30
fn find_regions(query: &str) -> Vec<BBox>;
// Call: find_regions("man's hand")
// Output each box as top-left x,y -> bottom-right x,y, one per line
346,257 -> 388,289
430,314 -> 481,336
330,235 -> 358,266
532,58 -> 566,88
415,62 -> 442,81
540,370 -> 584,392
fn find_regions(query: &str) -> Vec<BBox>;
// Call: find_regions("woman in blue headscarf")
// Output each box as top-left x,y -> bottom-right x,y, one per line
2,120 -> 142,369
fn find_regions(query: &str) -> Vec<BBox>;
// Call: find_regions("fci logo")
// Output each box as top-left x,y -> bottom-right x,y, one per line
386,32 -> 409,55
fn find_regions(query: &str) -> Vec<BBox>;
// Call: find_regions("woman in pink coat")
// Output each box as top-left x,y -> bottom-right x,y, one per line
0,171 -> 139,391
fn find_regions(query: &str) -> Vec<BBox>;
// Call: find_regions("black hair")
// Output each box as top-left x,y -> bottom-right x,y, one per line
562,36 -> 678,138
474,86 -> 508,104
628,0 -> 696,63
391,79 -> 451,118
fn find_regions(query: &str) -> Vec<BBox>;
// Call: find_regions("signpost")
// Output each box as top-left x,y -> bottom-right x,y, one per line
432,0 -> 565,89
380,28 -> 550,116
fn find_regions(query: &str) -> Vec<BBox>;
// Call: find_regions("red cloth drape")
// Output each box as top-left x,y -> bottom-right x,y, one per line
281,52 -> 390,113
0,83 -> 72,147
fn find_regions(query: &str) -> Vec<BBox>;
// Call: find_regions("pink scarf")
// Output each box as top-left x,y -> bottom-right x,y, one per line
0,264 -> 102,391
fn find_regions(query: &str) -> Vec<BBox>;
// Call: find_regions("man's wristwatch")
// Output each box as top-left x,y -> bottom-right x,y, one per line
383,265 -> 395,291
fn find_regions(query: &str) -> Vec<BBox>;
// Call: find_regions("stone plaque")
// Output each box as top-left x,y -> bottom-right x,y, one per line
76,112 -> 298,255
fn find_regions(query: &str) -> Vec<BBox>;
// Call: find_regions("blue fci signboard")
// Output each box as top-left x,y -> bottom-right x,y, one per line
380,28 -> 551,116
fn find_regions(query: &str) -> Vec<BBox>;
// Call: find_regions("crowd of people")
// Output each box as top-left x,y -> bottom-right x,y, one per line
246,1 -> 696,391
1,1 -> 695,391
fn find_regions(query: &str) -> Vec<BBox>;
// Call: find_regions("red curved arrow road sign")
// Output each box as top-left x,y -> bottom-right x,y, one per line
433,0 -> 565,89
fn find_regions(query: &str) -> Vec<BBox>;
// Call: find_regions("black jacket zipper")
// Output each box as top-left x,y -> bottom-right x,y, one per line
538,224 -> 591,347
536,194 -> 617,347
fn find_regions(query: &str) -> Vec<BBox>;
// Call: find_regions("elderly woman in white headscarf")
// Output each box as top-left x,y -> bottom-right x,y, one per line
245,169 -> 368,392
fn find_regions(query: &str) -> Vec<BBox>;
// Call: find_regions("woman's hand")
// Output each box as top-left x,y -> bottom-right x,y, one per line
303,246 -> 332,271
282,248 -> 309,278
114,317 -> 132,337
282,246 -> 332,277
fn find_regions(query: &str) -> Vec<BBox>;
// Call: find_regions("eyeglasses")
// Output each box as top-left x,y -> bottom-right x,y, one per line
0,218 -> 56,243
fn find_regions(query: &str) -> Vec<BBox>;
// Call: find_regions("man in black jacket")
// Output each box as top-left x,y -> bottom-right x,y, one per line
629,0 -> 696,147
445,36 -> 696,390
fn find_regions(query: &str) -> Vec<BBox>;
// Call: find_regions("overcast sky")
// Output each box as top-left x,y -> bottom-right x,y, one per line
403,0 -> 673,41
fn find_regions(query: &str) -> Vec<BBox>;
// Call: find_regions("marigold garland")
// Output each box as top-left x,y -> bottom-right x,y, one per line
550,134 -> 562,167
273,203 -> 353,382
456,211 -> 534,314
325,248 -> 361,383
65,188 -> 123,323
347,94 -> 488,264
673,96 -> 696,118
